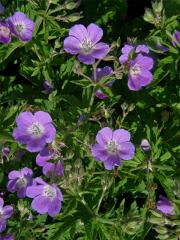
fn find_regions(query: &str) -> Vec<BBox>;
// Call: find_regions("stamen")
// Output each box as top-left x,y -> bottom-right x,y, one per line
80,38 -> 94,54
107,141 -> 118,155
17,177 -> 27,188
130,64 -> 141,78
43,185 -> 57,199
28,122 -> 44,138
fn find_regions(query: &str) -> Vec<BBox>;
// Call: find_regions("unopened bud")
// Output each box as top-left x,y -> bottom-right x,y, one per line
140,139 -> 151,152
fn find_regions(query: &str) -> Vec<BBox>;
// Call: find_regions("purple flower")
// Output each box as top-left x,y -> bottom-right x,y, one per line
91,127 -> 135,170
172,30 -> 180,47
156,42 -> 169,53
0,23 -> 11,44
7,167 -> 33,198
0,234 -> 14,240
92,66 -> 114,99
119,44 -> 134,64
140,139 -> 151,152
135,44 -> 149,54
13,111 -> 56,152
26,177 -> 63,217
64,23 -> 109,64
156,195 -> 173,215
43,81 -> 54,95
36,147 -> 64,177
2,147 -> 10,157
128,54 -> 154,91
0,197 -> 13,233
119,44 -> 150,64
7,12 -> 34,42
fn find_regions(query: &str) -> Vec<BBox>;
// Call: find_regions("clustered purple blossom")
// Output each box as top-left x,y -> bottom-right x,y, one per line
36,147 -> 64,177
0,197 -> 13,233
92,66 -> 114,99
7,167 -> 33,198
64,23 -> 109,64
119,44 -> 154,91
0,11 -> 34,44
26,177 -> 63,217
13,111 -> 56,152
91,127 -> 135,170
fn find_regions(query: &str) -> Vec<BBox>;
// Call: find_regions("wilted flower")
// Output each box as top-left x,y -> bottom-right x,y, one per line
0,234 -> 14,240
0,23 -> 11,44
140,139 -> 151,152
172,30 -> 180,47
26,177 -> 63,217
7,167 -> 33,198
156,195 -> 173,215
36,147 -> 64,177
91,127 -> 135,170
7,12 -> 34,42
128,54 -> 154,91
43,80 -> 54,95
92,66 -> 114,99
13,111 -> 56,152
64,23 -> 109,64
2,147 -> 10,157
0,197 -> 13,233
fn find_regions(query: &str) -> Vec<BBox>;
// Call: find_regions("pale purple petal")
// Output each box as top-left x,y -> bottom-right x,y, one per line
91,42 -> 109,59
26,186 -> 44,198
69,24 -> 88,41
91,144 -> 109,161
44,124 -> 56,143
87,23 -> 103,44
119,142 -> 135,160
135,54 -> 154,70
17,187 -> 27,198
16,112 -> 33,127
119,54 -> 128,64
78,54 -> 95,64
96,127 -> 113,146
138,70 -> 153,86
36,147 -> 52,167
12,128 -> 31,144
135,44 -> 149,54
34,111 -> 53,124
21,167 -> 33,176
113,129 -> 131,143
7,179 -> 17,193
26,138 -> 46,152
2,206 -> 13,219
121,44 -> 134,54
43,163 -> 54,176
64,36 -> 80,54
8,170 -> 21,180
103,156 -> 115,170
157,196 -> 173,215
48,198 -> 61,217
95,90 -> 108,99
31,195 -> 49,214
128,76 -> 142,91
0,219 -> 6,233
0,198 -> 4,207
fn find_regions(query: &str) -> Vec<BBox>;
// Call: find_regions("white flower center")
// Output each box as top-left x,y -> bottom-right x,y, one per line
17,177 -> 27,188
80,38 -> 94,54
15,22 -> 26,35
130,64 -> 141,78
0,207 -> 3,219
43,185 -> 57,199
107,141 -> 118,155
28,122 -> 44,138
0,26 -> 10,37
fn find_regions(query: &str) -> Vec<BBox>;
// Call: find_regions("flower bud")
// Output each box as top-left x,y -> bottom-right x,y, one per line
140,139 -> 151,152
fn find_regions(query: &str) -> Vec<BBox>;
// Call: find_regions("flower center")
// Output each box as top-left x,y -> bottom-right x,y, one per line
130,64 -> 141,78
28,122 -> 44,138
80,38 -> 94,54
107,141 -> 118,155
0,208 -> 3,220
43,185 -> 57,199
17,177 -> 27,188
0,26 -> 10,37
15,22 -> 26,35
